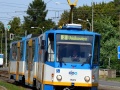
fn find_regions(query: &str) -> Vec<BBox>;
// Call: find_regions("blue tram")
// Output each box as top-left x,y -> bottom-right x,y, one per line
9,23 -> 100,90
0,54 -> 4,67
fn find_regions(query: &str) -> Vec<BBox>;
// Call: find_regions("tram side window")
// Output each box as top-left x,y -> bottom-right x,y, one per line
26,40 -> 35,71
12,44 -> 17,60
32,40 -> 35,64
39,36 -> 42,62
93,36 -> 99,64
47,33 -> 54,62
26,41 -> 29,69
20,42 -> 23,60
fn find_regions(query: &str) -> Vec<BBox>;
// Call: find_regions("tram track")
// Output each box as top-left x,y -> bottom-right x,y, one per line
0,69 -> 34,90
0,69 -> 120,90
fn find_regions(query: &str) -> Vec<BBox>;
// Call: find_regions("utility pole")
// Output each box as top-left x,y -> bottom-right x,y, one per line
25,30 -> 27,37
5,25 -> 11,67
92,0 -> 94,32
108,57 -> 111,69
119,12 -> 120,36
1,29 -> 3,53
5,28 -> 7,67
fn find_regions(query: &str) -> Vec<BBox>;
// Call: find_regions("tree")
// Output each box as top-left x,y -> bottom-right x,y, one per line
8,17 -> 23,36
58,5 -> 92,30
23,0 -> 55,35
114,0 -> 120,6
0,22 -> 5,53
94,16 -> 119,69
58,1 -> 120,70
0,21 -> 4,30
58,10 -> 69,26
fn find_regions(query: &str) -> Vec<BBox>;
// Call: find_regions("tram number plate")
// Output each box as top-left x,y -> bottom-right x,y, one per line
70,79 -> 76,81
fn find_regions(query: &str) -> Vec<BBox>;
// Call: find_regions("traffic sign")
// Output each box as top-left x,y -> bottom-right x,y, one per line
7,25 -> 11,31
118,46 -> 120,59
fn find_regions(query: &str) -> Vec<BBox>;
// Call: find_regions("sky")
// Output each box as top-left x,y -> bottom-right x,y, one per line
0,0 -> 113,26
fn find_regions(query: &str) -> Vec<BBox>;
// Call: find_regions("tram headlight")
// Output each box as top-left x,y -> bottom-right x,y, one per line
84,76 -> 90,82
56,75 -> 62,81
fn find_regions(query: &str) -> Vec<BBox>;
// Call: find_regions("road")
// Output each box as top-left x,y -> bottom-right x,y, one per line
99,79 -> 120,90
99,79 -> 120,87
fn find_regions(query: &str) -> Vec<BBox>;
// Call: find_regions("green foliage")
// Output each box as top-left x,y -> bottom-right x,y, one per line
58,1 -> 120,70
106,77 -> 120,82
0,80 -> 25,90
8,17 -> 24,36
58,10 -> 69,26
0,21 -> 4,30
0,0 -> 119,70
0,22 -> 5,54
23,0 -> 55,35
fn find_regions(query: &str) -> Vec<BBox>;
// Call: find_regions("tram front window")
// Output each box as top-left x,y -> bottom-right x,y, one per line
57,43 -> 92,64
56,34 -> 93,64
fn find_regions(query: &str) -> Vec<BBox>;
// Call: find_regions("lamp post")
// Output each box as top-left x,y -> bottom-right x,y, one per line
31,27 -> 44,34
78,18 -> 92,31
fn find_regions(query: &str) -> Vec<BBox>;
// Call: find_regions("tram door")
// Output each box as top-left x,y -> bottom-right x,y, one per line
25,39 -> 34,85
38,35 -> 43,81
16,42 -> 21,81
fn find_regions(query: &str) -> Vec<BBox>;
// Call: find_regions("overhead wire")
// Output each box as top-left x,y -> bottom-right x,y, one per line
0,2 -> 28,6
0,4 -> 27,8
46,0 -> 53,4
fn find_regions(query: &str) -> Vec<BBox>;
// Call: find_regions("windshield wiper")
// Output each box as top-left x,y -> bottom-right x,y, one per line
81,62 -> 87,66
59,58 -> 66,66
81,56 -> 91,66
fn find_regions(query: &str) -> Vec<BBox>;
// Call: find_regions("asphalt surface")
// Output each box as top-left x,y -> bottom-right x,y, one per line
99,79 -> 120,87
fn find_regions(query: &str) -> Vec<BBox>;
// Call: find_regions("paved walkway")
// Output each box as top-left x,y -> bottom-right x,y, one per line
0,86 -> 7,90
99,85 -> 120,90
99,79 -> 120,90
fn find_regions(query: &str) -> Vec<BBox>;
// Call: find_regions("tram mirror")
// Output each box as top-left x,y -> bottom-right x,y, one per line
41,40 -> 45,49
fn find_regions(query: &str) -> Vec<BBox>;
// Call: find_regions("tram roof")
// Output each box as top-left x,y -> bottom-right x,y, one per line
45,29 -> 100,36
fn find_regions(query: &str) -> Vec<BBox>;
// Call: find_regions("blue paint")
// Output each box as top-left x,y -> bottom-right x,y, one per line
22,40 -> 27,61
45,29 -> 100,36
45,62 -> 92,69
9,24 -> 100,90
91,86 -> 98,90
69,70 -> 77,75
118,46 -> 120,59
56,69 -> 60,73
44,84 -> 54,90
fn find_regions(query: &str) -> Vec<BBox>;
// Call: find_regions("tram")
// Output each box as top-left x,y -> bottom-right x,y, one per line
0,54 -> 4,67
9,23 -> 100,90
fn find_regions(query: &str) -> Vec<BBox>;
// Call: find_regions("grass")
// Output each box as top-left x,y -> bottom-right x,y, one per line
106,77 -> 120,82
99,75 -> 120,82
0,80 -> 25,90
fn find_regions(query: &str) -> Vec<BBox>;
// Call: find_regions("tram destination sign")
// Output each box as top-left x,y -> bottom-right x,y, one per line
56,34 -> 93,42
